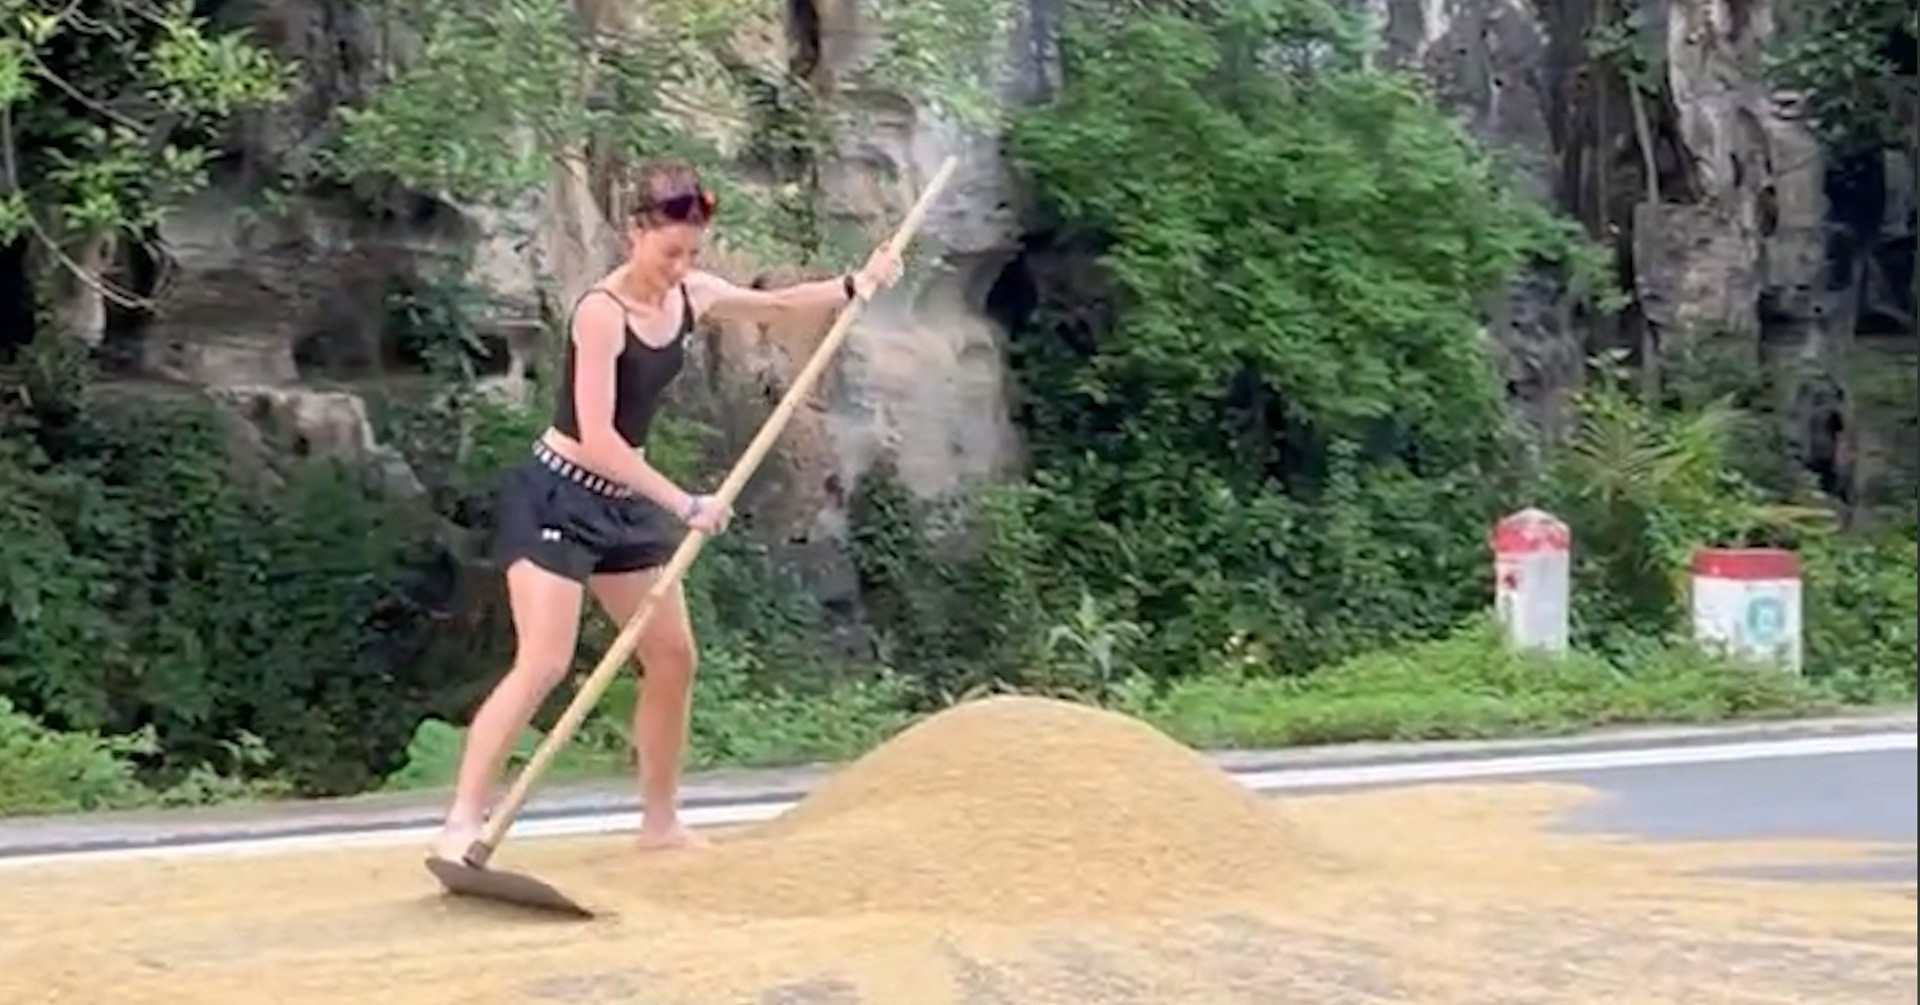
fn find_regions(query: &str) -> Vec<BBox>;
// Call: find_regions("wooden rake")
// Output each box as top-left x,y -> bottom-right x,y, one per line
424,156 -> 960,919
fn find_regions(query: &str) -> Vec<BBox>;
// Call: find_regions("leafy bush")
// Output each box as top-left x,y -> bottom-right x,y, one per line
1135,618 -> 1837,749
0,697 -> 151,816
1540,375 -> 1916,704
608,646 -> 915,771
1801,529 -> 1919,702
846,462 -> 1056,703
961,0 -> 1594,678
1542,375 -> 1834,639
0,370 -> 465,797
840,0 -> 1907,755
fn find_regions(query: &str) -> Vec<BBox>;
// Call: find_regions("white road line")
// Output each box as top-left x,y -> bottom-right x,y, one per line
1236,731 -> 1917,791
0,731 -> 1910,871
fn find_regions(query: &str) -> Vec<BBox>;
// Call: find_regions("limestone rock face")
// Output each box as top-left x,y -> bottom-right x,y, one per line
44,0 -> 1913,562
105,0 -> 1029,580
1376,0 -> 1914,507
1365,0 -> 1579,442
673,0 -> 1031,587
210,385 -> 427,499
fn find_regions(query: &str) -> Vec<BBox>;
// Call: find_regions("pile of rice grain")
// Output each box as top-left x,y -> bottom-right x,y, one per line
602,695 -> 1349,921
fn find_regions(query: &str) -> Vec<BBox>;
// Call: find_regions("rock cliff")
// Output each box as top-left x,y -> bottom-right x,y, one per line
25,0 -> 1916,555
1368,0 -> 1913,506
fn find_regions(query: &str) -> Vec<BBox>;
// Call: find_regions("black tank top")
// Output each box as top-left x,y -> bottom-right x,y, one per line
551,285 -> 691,449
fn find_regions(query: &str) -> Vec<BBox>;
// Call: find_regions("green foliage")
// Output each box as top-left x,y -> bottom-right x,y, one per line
1846,339 -> 1920,516
0,696 -> 292,816
357,255 -> 538,521
846,464 -> 1061,702
1035,591 -> 1151,701
1543,369 -> 1833,637
861,0 -> 1014,126
383,649 -> 916,792
0,359 -> 461,797
380,715 -> 620,791
599,646 -> 915,771
1535,370 -> 1913,702
0,696 -> 151,815
1137,618 -> 1837,749
312,0 -> 1017,276
1585,1 -> 1666,95
0,0 -> 293,270
1800,529 -> 1919,702
836,0 -> 1909,770
1766,0 -> 1917,153
326,0 -> 597,203
324,0 -> 1012,230
977,0 -> 1590,677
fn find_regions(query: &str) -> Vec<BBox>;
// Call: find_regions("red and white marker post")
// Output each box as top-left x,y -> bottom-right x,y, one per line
1493,508 -> 1571,654
1690,548 -> 1803,674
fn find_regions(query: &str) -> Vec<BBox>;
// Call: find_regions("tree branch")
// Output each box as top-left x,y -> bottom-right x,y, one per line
0,106 -> 153,313
27,52 -> 151,135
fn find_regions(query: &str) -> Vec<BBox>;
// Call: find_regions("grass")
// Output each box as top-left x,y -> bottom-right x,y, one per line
1130,623 -> 1876,749
368,620 -> 1910,797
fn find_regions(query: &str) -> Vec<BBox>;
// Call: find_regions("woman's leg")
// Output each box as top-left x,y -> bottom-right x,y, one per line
431,558 -> 585,860
587,569 -> 703,849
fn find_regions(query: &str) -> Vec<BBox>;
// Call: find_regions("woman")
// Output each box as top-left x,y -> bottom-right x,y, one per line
430,158 -> 902,859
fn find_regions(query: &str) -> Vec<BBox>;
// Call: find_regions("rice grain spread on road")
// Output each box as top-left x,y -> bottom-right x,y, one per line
2,696 -> 1913,1004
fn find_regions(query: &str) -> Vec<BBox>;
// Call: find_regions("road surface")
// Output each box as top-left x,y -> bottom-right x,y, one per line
1389,743 -> 1913,886
0,722 -> 1912,872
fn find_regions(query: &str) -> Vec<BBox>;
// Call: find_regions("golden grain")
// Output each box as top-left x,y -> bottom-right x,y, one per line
1,696 -> 1910,1005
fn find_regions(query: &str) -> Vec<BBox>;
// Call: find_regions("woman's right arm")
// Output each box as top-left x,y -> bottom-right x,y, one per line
570,293 -> 699,519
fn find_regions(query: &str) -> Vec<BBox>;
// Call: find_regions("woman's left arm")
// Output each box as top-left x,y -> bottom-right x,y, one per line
686,245 -> 902,326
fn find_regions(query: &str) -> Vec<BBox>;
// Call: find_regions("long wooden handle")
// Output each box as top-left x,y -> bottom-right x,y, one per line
469,156 -> 961,863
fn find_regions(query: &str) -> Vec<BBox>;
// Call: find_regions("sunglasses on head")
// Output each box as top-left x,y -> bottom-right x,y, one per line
645,188 -> 718,224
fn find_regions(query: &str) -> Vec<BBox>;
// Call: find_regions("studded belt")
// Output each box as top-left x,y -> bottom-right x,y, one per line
531,440 -> 634,499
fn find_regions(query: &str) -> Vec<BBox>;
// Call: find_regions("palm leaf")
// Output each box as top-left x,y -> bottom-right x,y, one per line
1568,395 -> 1662,505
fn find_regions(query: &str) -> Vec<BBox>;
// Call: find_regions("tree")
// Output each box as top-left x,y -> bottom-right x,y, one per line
324,0 -> 1015,264
1767,0 -> 1917,157
0,0 -> 293,330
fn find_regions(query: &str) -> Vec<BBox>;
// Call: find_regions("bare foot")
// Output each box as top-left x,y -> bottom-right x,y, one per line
429,821 -> 482,864
636,821 -> 709,852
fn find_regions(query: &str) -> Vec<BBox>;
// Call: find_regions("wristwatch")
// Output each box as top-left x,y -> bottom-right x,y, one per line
682,496 -> 704,522
842,273 -> 858,301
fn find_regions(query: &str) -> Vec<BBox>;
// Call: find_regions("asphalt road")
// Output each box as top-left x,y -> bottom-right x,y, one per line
1550,748 -> 1917,885
1220,740 -> 1919,890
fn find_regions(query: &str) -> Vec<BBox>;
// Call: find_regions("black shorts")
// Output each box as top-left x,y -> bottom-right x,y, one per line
490,441 -> 682,582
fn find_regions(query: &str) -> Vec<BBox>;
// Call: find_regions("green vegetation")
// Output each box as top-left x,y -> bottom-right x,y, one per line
0,0 -> 295,302
1766,0 -> 1917,154
1137,618 -> 1846,749
1,0 -> 1913,817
